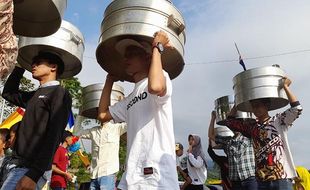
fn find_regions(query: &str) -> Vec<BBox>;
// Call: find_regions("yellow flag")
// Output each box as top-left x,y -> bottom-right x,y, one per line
77,149 -> 90,167
0,107 -> 24,129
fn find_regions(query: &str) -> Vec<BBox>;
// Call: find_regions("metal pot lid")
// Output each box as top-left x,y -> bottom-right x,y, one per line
13,0 -> 67,37
233,65 -> 289,112
17,20 -> 84,79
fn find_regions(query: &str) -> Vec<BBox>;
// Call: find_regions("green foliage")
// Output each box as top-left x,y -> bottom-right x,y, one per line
67,151 -> 92,189
60,77 -> 83,108
19,77 -> 35,91
117,140 -> 127,180
206,161 -> 221,185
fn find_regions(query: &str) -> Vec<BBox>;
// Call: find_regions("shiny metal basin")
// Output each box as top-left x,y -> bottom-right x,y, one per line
17,20 -> 84,79
80,83 -> 125,119
233,65 -> 289,112
96,0 -> 186,82
13,0 -> 66,37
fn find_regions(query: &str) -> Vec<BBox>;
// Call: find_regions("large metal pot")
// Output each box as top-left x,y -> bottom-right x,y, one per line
80,83 -> 125,119
215,126 -> 234,137
214,95 -> 254,126
13,0 -> 66,37
212,126 -> 234,149
17,20 -> 84,79
233,65 -> 289,112
96,0 -> 186,82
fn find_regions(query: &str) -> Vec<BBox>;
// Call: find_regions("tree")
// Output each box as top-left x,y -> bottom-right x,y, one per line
60,77 -> 82,109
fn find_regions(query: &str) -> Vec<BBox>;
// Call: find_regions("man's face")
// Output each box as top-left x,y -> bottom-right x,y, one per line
31,59 -> 56,79
124,47 -> 149,76
251,100 -> 268,118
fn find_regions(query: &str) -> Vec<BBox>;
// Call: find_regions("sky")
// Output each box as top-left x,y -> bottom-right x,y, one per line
61,0 -> 310,168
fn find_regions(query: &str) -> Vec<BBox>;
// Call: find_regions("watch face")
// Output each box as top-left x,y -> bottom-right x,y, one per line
158,43 -> 164,52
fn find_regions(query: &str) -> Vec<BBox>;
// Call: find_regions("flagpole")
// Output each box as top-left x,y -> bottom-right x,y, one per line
234,42 -> 247,71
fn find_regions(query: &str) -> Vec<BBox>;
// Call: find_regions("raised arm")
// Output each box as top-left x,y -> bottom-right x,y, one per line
279,77 -> 303,126
283,77 -> 297,103
97,75 -> 116,123
148,31 -> 172,96
2,67 -> 33,107
208,111 -> 216,141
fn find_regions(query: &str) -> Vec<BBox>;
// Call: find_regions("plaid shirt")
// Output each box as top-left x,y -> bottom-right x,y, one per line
216,133 -> 256,181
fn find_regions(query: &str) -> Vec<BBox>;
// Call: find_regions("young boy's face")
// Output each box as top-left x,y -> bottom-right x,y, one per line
176,149 -> 184,157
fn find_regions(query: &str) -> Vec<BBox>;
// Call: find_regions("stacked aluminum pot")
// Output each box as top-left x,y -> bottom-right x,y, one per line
214,95 -> 255,140
13,0 -> 67,37
96,0 -> 186,82
17,20 -> 85,79
214,95 -> 255,125
80,83 -> 125,119
233,65 -> 289,112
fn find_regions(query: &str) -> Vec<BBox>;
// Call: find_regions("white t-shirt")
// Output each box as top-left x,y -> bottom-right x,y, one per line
109,72 -> 178,190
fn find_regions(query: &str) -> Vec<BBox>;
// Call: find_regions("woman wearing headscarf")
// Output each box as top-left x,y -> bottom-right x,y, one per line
186,134 -> 208,190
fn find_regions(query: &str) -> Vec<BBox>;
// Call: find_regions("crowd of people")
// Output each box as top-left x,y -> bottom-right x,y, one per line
0,1 -> 309,190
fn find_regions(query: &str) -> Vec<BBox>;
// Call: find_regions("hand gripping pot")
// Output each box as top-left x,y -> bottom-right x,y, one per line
214,95 -> 255,126
96,0 -> 186,82
17,20 -> 84,79
13,0 -> 67,37
80,83 -> 125,119
233,65 -> 289,112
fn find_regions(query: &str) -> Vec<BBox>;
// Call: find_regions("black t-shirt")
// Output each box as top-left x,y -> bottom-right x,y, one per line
2,67 -> 72,182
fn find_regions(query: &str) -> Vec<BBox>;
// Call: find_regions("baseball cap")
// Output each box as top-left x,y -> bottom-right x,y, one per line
115,39 -> 152,57
175,143 -> 184,151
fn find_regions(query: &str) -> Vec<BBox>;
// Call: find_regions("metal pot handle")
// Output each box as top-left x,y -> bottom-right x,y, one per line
71,33 -> 82,45
167,14 -> 185,35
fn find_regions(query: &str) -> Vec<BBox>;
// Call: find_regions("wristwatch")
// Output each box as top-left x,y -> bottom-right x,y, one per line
153,42 -> 164,54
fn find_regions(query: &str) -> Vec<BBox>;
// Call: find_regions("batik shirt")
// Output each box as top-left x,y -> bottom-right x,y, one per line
226,102 -> 302,181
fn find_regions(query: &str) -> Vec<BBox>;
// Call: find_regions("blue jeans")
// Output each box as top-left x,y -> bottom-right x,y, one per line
258,179 -> 293,190
0,167 -> 47,190
231,176 -> 258,190
90,174 -> 116,190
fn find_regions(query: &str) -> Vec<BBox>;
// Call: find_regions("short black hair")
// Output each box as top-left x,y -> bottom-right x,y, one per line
32,51 -> 64,77
62,130 -> 73,143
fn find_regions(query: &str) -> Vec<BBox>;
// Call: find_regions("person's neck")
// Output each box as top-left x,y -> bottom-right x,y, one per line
0,151 -> 4,157
62,142 -> 68,149
38,75 -> 57,85
132,71 -> 148,83
257,113 -> 270,124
